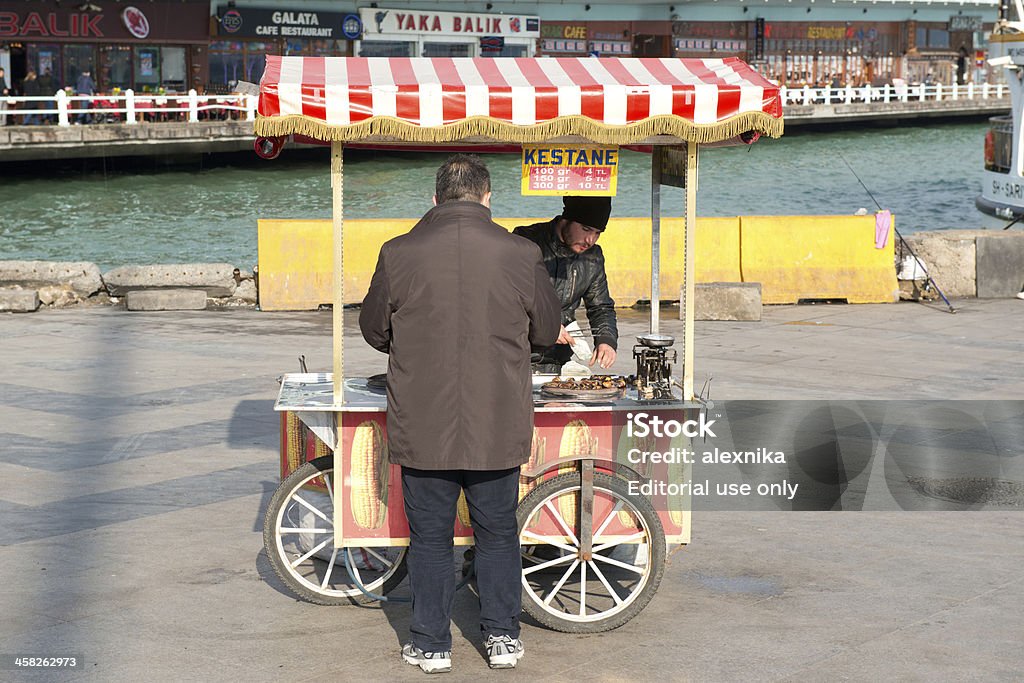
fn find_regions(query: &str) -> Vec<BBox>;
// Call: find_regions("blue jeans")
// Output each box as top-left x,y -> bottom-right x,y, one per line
401,466 -> 521,652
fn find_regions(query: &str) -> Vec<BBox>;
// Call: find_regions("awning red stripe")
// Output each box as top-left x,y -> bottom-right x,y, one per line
514,57 -> 559,122
258,54 -> 282,118
555,58 -> 604,122
687,60 -> 742,121
346,58 -> 373,123
388,58 -> 421,124
472,59 -> 512,123
430,57 -> 468,125
598,59 -> 649,123
639,60 -> 695,121
300,57 -> 326,122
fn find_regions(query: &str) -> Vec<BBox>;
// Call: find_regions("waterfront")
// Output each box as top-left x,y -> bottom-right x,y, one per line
0,121 -> 1008,270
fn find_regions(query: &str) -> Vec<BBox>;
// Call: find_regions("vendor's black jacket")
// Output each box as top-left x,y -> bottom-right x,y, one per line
513,219 -> 617,366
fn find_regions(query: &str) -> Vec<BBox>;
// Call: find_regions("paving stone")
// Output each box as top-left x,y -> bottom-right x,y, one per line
0,260 -> 103,296
104,264 -> 237,297
0,288 -> 40,312
690,282 -> 762,321
125,289 -> 207,311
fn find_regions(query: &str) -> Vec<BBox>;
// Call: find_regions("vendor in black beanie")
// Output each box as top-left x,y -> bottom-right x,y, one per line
513,196 -> 618,372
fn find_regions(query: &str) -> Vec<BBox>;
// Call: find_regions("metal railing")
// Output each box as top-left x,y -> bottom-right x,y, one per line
0,89 -> 257,126
779,81 -> 1007,106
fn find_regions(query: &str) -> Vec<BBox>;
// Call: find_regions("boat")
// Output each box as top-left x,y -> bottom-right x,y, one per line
977,3 -> 1024,218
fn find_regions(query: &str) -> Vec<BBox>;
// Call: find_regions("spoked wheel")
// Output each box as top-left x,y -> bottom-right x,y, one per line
263,455 -> 408,605
517,472 -> 666,633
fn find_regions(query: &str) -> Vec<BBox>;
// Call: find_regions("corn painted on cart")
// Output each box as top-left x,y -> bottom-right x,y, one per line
255,55 -> 783,632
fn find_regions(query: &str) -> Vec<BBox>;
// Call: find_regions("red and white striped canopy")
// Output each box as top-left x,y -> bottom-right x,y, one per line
255,55 -> 783,145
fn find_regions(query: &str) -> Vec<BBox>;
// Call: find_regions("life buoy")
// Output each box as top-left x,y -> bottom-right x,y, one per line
984,129 -> 995,169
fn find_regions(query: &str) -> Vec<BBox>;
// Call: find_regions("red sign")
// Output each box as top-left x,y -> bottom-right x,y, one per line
121,6 -> 149,39
0,11 -> 104,37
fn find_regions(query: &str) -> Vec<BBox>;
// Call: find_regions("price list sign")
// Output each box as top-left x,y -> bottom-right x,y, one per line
520,145 -> 619,197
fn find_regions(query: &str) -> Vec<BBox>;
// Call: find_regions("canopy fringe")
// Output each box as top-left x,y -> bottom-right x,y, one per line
254,113 -> 784,145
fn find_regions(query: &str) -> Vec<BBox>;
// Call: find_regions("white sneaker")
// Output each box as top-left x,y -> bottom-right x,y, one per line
401,643 -> 451,674
485,634 -> 524,669
1016,291 -> 1024,300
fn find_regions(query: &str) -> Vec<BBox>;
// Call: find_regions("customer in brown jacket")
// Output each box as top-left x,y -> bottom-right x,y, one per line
360,154 -> 560,673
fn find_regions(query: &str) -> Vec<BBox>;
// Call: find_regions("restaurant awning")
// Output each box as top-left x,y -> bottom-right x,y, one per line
255,56 -> 783,145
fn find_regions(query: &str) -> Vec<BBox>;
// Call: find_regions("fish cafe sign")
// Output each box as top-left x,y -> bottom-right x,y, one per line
360,8 -> 539,38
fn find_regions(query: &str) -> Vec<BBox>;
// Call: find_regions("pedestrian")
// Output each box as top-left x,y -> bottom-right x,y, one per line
21,70 -> 40,125
0,67 -> 9,126
37,69 -> 56,124
359,154 -> 560,674
75,69 -> 96,124
513,195 -> 619,372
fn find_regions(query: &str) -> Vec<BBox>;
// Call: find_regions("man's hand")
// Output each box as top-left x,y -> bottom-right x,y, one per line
589,344 -> 616,369
555,325 -> 576,346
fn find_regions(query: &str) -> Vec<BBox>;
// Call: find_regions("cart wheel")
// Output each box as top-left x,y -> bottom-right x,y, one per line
263,455 -> 408,605
517,472 -> 665,633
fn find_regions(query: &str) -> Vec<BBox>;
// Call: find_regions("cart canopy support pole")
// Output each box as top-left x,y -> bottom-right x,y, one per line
682,144 -> 698,401
650,147 -> 662,334
332,141 -> 345,406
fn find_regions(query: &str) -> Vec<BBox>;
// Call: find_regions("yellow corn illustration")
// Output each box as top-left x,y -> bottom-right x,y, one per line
457,490 -> 472,528
616,431 -> 655,527
285,412 -> 303,476
555,419 -> 595,532
667,433 -> 689,528
518,429 -> 546,502
350,420 -> 389,529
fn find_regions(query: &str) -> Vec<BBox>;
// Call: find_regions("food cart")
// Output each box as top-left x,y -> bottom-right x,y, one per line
255,55 -> 783,632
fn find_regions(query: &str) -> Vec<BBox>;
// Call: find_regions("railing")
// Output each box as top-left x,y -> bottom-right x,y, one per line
779,82 -> 1008,106
0,89 -> 257,126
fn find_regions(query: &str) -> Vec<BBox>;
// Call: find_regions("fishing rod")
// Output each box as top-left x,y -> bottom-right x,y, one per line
1001,212 -> 1024,230
838,154 -> 957,314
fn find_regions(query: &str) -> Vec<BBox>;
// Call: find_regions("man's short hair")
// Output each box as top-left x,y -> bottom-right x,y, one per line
435,154 -> 491,204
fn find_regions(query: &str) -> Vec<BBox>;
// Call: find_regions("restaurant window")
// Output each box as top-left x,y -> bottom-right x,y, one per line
284,39 -> 349,57
63,45 -> 96,91
209,41 -> 272,89
161,47 -> 186,91
916,28 -> 928,49
928,29 -> 950,49
134,47 -> 161,91
483,44 -> 528,58
422,42 -> 471,58
358,41 -> 415,57
100,45 -> 132,91
27,44 -> 61,90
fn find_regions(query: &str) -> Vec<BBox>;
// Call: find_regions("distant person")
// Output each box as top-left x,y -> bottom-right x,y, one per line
75,69 -> 96,124
0,67 -> 9,126
37,69 -> 56,123
21,70 -> 40,125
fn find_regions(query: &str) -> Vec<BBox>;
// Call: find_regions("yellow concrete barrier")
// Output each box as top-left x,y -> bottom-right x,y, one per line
257,214 -> 897,309
739,215 -> 898,304
257,216 -> 742,310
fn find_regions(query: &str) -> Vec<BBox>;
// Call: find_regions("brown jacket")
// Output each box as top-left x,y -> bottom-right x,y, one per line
359,200 -> 560,471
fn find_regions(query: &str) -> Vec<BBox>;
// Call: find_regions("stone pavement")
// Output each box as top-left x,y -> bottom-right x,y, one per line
0,300 -> 1022,681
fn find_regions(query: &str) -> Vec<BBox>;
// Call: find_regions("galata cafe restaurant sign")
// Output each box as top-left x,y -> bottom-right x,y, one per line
216,6 -> 364,39
359,7 -> 540,38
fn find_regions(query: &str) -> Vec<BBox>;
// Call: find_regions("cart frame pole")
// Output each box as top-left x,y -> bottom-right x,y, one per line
331,141 -> 346,546
682,144 -> 698,401
650,147 -> 663,334
331,141 -> 345,405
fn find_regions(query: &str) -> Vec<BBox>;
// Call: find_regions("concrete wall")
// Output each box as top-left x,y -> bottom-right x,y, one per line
257,214 -> 900,310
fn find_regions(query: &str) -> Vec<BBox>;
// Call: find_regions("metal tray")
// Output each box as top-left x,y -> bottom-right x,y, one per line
540,384 -> 624,399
